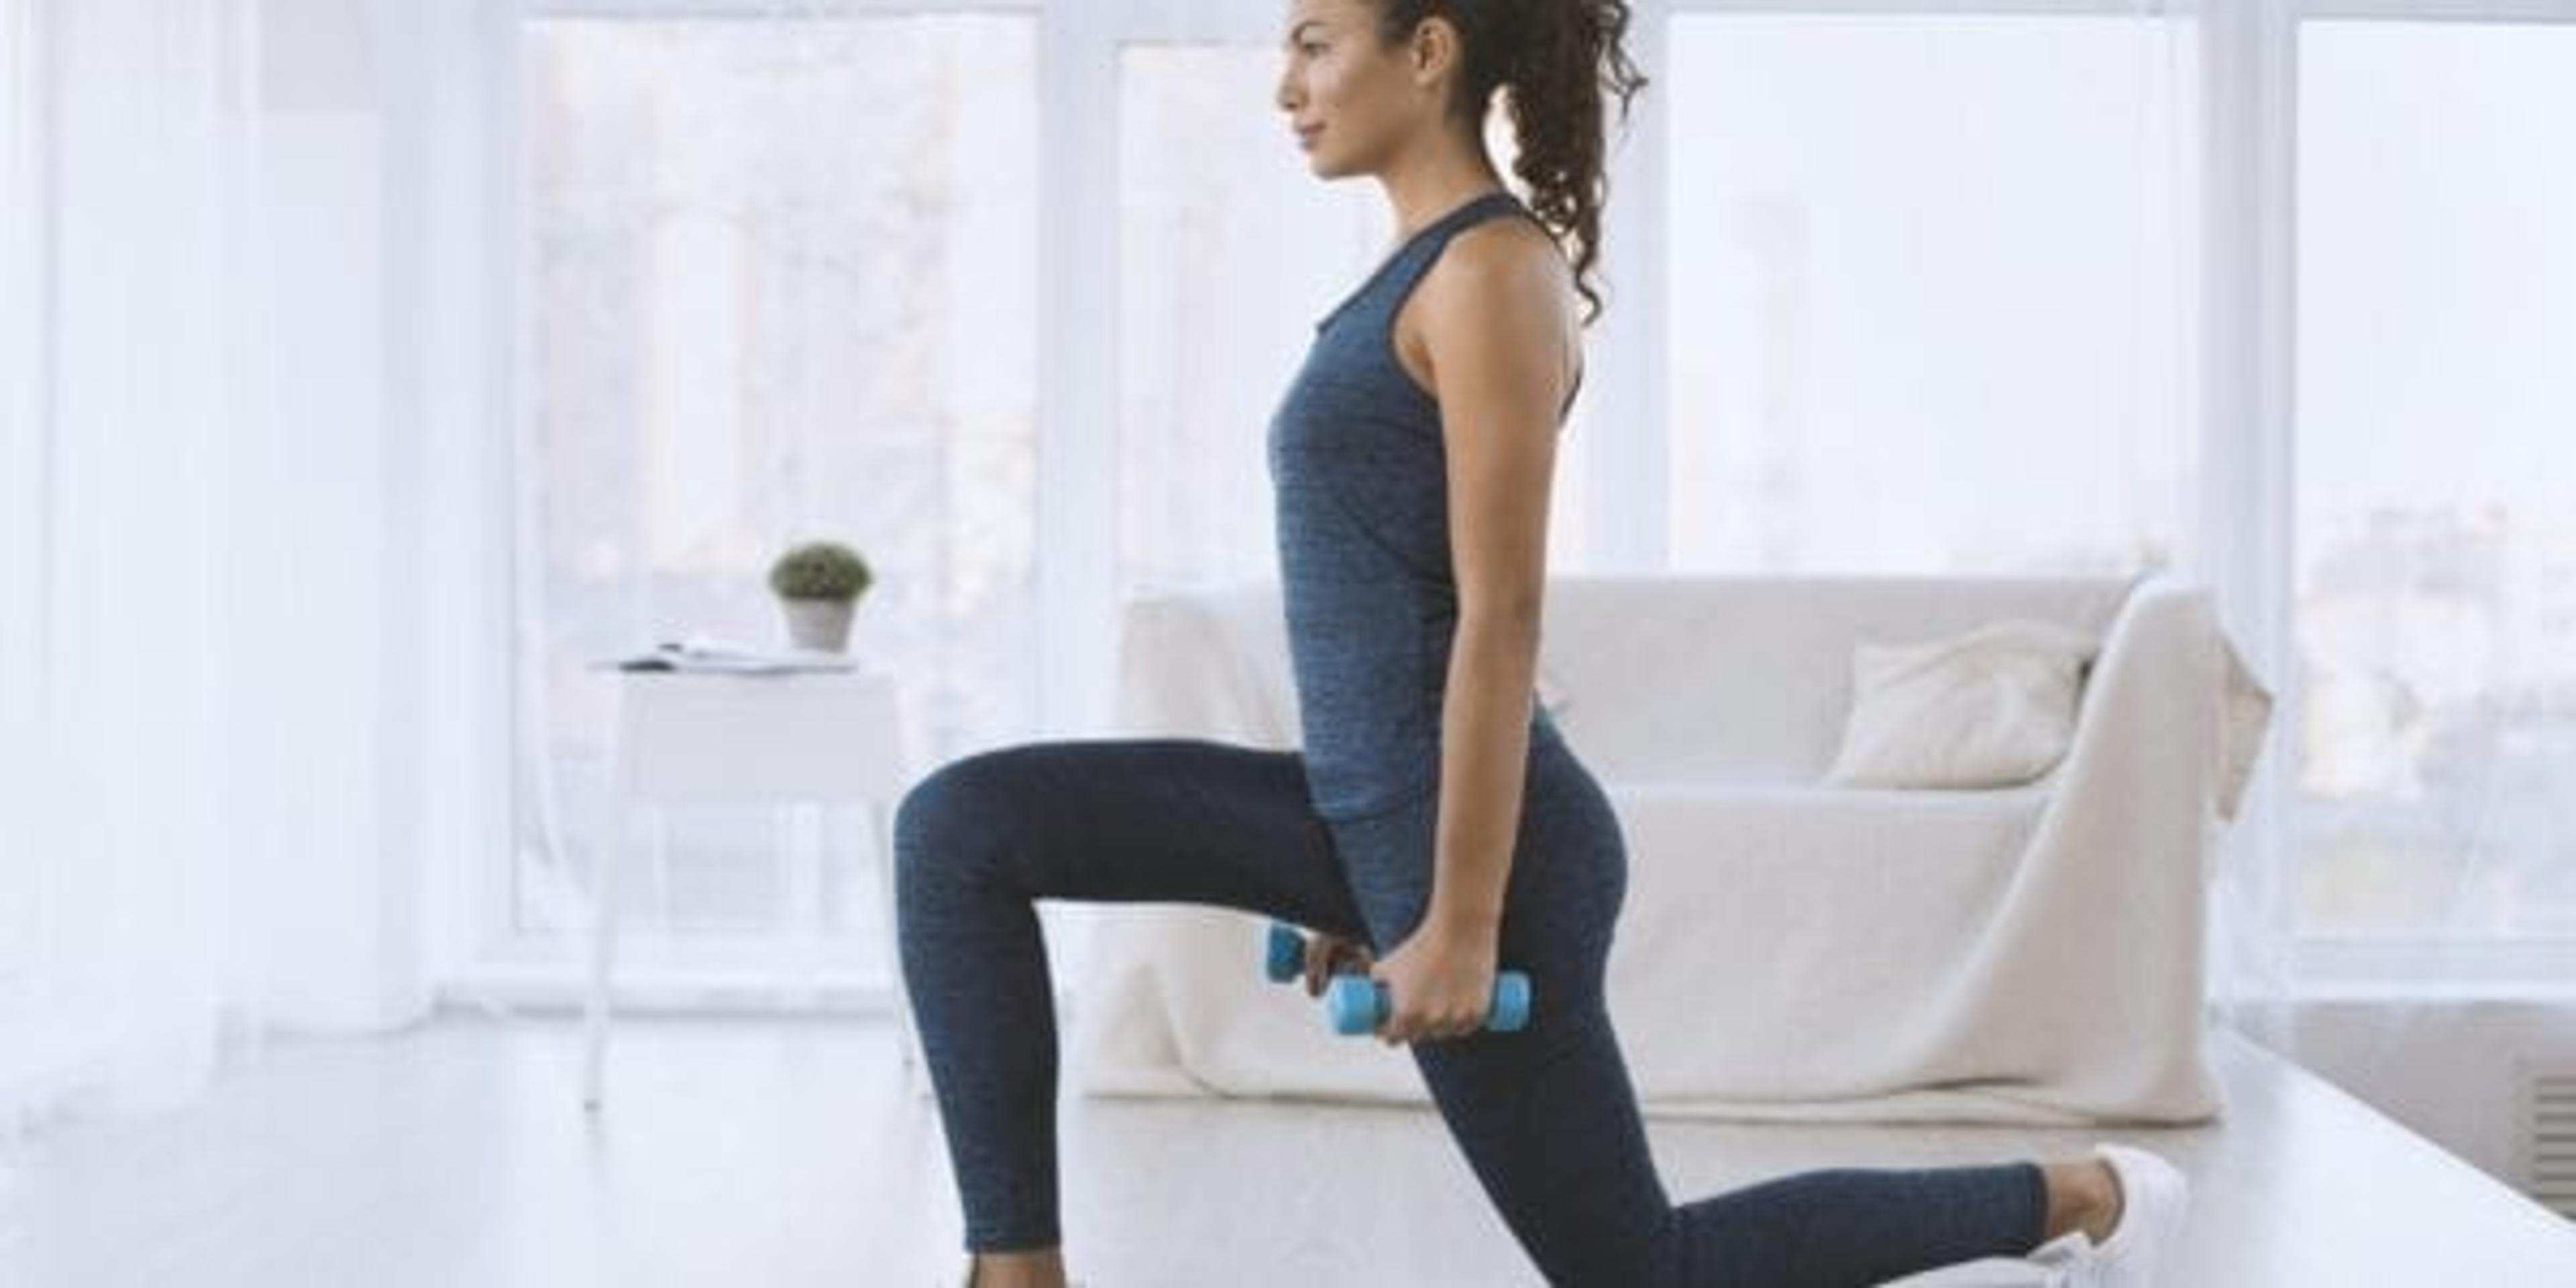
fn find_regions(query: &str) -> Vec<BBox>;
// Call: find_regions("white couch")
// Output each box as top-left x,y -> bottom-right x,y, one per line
1067,573 -> 2271,1125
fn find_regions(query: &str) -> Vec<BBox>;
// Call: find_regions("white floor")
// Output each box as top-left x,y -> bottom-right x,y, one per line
3,1012 -> 2573,1287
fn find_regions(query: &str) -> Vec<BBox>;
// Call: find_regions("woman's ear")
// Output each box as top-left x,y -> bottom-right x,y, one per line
1409,16 -> 1459,89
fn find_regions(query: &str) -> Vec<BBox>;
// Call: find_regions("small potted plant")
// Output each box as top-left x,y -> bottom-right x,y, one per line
767,539 -> 873,653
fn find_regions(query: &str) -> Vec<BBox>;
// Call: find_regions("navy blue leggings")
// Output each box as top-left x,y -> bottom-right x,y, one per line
894,736 -> 2049,1286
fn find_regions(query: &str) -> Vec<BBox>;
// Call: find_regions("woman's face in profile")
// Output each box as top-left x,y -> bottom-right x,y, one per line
1277,0 -> 1428,181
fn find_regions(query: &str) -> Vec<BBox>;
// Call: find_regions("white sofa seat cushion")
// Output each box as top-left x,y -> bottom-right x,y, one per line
1066,780 -> 2055,1112
1607,781 -> 2053,1104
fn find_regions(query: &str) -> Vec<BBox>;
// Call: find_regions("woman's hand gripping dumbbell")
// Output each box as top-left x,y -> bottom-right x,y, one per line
1264,921 -> 1532,1038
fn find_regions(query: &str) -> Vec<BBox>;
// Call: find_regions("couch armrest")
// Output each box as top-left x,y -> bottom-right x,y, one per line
2049,574 -> 2275,833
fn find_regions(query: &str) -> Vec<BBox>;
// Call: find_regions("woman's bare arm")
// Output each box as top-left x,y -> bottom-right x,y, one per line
1413,222 -> 1578,941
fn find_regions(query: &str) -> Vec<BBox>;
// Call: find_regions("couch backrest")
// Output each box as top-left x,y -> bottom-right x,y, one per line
1114,573 -> 2143,784
1535,574 -> 2139,783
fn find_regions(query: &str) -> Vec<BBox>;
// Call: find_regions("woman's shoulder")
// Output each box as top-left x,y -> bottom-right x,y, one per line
1422,210 -> 1573,313
1412,211 -> 1579,345
1441,205 -> 1565,274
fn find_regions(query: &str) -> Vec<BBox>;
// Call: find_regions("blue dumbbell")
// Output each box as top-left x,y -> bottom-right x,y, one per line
1264,921 -> 1307,983
1325,973 -> 1532,1036
1267,921 -> 1533,1036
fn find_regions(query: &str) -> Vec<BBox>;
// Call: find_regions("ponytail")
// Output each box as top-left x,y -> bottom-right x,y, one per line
1503,1 -> 1645,325
1370,1 -> 1649,325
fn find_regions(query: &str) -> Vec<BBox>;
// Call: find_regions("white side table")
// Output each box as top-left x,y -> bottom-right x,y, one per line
584,667 -> 916,1110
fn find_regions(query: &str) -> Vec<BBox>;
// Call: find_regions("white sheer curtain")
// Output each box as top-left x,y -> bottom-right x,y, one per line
0,0 -> 484,1141
2189,0 -> 2300,1059
2296,23 -> 2576,958
0,0 -> 48,1133
0,0 -> 266,1135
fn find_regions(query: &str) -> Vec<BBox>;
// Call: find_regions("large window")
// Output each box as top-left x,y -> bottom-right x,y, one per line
486,1 -> 2576,1000
1666,12 -> 2198,574
2294,20 -> 2576,940
513,15 -> 1038,976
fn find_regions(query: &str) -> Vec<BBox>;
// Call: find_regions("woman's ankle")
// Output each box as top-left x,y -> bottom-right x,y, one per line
969,1246 -> 1067,1288
2038,1159 -> 2120,1244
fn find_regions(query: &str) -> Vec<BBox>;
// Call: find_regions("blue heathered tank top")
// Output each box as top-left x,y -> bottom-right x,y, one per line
1268,190 -> 1570,823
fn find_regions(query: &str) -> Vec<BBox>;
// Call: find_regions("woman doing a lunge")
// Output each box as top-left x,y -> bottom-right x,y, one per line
896,3 -> 2190,1284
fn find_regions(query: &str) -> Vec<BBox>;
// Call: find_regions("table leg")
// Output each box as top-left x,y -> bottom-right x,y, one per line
648,810 -> 672,934
780,804 -> 826,1009
869,798 -> 928,1100
583,791 -> 629,1112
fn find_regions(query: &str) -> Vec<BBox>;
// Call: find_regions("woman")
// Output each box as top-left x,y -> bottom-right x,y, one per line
896,2 -> 2189,1285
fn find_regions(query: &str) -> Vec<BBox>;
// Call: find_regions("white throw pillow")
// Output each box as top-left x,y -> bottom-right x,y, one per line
1821,619 -> 2101,790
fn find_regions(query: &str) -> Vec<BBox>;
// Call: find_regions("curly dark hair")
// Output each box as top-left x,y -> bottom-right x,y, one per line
1366,0 -> 1648,325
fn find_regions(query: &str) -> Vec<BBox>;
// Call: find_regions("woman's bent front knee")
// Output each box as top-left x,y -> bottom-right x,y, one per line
895,747 -> 1036,898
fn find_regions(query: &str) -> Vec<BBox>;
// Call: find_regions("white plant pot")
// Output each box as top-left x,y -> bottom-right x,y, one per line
780,597 -> 857,653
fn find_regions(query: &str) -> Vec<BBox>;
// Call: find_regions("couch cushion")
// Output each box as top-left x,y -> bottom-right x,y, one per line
1605,780 -> 2053,892
1821,619 -> 2100,790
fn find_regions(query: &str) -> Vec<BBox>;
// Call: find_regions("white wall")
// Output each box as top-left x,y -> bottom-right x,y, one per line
2254,1002 -> 2576,1211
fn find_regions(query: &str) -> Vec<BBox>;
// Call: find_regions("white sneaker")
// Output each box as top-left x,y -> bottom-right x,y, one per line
2025,1142 -> 2192,1287
1875,1256 -> 2063,1286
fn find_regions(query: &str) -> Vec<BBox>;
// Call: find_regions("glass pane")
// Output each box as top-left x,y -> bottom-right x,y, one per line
1118,44 -> 1592,596
2294,21 -> 2576,941
1666,14 -> 2198,573
518,17 -> 1038,959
